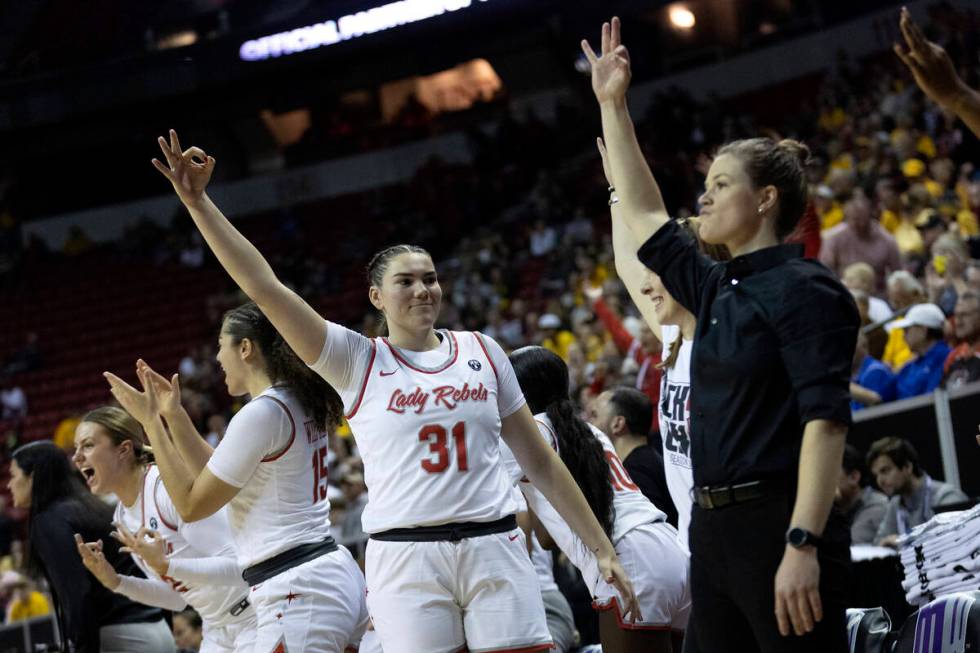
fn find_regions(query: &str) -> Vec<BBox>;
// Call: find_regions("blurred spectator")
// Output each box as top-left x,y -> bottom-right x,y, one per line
842,263 -> 892,324
204,414 -> 227,448
0,377 -> 26,421
1,571 -> 50,623
929,232 -> 971,315
1,332 -> 42,376
172,608 -> 203,652
835,444 -> 887,546
529,220 -> 557,257
537,314 -> 576,361
944,290 -> 980,388
892,303 -> 952,400
820,192 -> 901,292
52,412 -> 81,452
883,271 -> 927,370
589,293 -> 662,415
179,232 -> 206,268
850,331 -> 895,411
868,437 -> 968,547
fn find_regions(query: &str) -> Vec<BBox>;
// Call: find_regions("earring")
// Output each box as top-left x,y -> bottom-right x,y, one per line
758,206 -> 764,214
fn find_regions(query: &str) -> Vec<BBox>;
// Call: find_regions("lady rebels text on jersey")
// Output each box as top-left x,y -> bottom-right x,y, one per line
311,323 -> 521,533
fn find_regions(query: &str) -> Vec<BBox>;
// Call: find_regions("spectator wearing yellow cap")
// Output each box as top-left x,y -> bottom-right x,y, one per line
877,177 -> 924,256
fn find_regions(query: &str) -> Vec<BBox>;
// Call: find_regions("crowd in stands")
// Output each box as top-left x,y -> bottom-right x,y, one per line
0,3 -> 977,647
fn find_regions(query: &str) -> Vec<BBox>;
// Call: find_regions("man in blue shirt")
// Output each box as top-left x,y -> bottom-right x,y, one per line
850,331 -> 896,410
891,303 -> 951,399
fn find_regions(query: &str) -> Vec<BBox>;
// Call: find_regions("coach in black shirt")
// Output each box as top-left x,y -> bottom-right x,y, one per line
585,21 -> 857,651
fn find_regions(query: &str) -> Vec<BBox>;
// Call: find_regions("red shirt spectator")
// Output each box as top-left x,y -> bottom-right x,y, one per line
592,297 -> 662,429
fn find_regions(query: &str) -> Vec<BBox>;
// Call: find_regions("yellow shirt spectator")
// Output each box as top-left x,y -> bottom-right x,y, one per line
883,327 -> 914,371
955,209 -> 979,237
820,202 -> 844,231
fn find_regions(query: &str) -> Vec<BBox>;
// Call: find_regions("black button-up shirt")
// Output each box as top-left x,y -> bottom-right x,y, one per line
638,220 -> 858,488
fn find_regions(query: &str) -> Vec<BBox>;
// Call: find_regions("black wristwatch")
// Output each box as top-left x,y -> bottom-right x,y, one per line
786,526 -> 824,550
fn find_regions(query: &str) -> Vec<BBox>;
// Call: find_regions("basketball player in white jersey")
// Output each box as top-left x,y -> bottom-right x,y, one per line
105,302 -> 368,653
147,129 -> 637,653
597,137 -> 729,552
72,406 -> 256,652
504,346 -> 690,653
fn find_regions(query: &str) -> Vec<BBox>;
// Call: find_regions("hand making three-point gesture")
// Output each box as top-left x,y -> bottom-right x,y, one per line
581,16 -> 632,106
152,129 -> 215,208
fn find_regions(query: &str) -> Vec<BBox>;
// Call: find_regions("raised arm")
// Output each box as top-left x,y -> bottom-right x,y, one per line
153,130 -> 325,364
895,7 -> 980,139
106,368 -> 238,522
581,18 -> 670,245
597,137 -> 661,332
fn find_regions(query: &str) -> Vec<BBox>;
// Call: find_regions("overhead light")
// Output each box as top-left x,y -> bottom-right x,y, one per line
668,4 -> 696,30
158,30 -> 199,50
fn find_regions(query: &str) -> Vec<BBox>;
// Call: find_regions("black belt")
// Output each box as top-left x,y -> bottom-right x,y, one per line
370,515 -> 517,542
228,596 -> 250,617
692,480 -> 775,510
242,537 -> 338,586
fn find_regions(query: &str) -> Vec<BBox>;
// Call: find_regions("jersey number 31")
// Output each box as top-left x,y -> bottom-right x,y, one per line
419,422 -> 468,473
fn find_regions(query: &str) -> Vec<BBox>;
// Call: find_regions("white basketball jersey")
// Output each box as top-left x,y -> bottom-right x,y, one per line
511,414 -> 665,575
114,466 -> 249,626
346,331 -> 517,533
659,328 -> 695,552
220,387 -> 333,567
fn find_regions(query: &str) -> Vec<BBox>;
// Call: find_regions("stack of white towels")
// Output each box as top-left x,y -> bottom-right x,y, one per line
898,504 -> 980,606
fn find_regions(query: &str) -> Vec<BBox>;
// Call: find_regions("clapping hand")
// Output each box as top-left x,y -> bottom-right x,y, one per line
104,362 -> 169,426
581,17 -> 632,105
136,360 -> 182,419
152,129 -> 215,207
894,7 -> 966,109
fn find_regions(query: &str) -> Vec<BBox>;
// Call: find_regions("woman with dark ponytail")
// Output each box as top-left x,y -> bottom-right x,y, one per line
105,301 -> 367,653
8,441 -> 175,653
506,346 -> 690,653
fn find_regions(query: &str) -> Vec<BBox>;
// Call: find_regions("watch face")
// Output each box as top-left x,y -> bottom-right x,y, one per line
789,528 -> 806,546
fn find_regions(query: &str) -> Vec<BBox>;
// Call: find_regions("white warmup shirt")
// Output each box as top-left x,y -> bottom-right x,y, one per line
207,386 -> 334,568
114,465 -> 250,627
500,415 -> 666,575
310,323 -> 520,533
659,326 -> 695,552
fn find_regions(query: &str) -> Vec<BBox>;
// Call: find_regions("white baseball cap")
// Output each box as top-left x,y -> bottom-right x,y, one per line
889,303 -> 946,330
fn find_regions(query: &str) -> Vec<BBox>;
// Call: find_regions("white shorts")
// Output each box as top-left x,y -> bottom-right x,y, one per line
201,610 -> 258,653
365,527 -> 553,653
250,545 -> 368,653
589,521 -> 691,631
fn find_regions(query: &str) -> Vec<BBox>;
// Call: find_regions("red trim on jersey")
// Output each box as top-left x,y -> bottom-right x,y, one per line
260,395 -> 296,462
383,331 -> 459,374
593,596 -> 672,631
345,340 -> 377,419
477,644 -> 555,652
152,476 -> 179,531
473,332 -> 498,381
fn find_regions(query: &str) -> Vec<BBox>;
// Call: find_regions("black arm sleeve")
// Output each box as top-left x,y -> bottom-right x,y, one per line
636,219 -> 719,317
34,509 -> 100,652
773,269 -> 860,426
